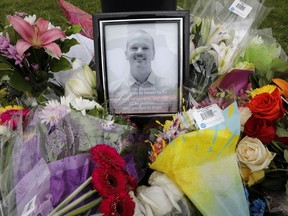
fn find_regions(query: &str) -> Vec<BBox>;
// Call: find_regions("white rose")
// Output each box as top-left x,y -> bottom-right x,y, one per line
239,107 -> 252,131
236,136 -> 275,172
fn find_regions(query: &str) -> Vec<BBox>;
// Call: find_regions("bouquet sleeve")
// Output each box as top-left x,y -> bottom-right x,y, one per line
150,102 -> 249,215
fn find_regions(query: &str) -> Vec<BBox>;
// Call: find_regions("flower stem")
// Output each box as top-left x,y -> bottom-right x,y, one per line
48,176 -> 92,216
64,197 -> 103,216
55,189 -> 98,216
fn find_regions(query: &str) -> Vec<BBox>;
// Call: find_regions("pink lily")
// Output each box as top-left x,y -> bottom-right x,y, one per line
8,16 -> 66,58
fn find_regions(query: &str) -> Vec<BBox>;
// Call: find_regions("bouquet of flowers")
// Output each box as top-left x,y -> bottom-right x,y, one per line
0,12 -> 142,216
0,12 -> 83,105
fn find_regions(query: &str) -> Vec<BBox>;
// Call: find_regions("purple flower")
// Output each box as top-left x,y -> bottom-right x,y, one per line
0,33 -> 25,66
218,69 -> 254,95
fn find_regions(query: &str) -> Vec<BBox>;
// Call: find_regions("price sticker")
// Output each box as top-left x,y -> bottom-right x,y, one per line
229,0 -> 252,18
192,104 -> 225,130
22,195 -> 37,216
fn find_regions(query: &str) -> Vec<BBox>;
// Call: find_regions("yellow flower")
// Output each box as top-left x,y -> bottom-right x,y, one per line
0,105 -> 23,113
239,165 -> 265,186
250,84 -> 277,98
163,120 -> 172,131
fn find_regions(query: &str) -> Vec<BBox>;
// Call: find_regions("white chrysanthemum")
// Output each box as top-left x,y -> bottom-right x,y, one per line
24,14 -> 36,25
39,100 -> 71,126
71,97 -> 102,116
60,95 -> 73,107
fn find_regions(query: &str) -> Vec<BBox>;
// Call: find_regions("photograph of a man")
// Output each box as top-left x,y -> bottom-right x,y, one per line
107,28 -> 179,114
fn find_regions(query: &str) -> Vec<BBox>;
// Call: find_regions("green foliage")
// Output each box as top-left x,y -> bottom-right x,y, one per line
65,25 -> 83,36
60,38 -> 79,54
50,57 -> 72,72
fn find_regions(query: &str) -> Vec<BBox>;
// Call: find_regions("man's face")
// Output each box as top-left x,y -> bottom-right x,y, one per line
125,33 -> 155,69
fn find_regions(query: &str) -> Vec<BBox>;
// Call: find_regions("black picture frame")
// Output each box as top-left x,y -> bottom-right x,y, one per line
93,11 -> 190,116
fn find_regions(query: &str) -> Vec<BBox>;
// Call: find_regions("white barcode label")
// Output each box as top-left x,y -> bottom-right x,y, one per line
229,0 -> 252,18
192,104 -> 225,130
22,195 -> 37,216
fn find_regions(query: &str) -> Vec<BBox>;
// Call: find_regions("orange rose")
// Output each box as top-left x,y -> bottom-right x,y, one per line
248,88 -> 284,121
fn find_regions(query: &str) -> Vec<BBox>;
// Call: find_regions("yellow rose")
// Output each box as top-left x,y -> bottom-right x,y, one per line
236,136 -> 275,172
239,164 -> 265,186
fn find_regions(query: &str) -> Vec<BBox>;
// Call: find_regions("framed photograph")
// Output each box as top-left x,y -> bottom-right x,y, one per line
93,11 -> 190,116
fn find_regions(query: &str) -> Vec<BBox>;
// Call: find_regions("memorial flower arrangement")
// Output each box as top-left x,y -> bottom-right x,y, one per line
0,12 -> 82,105
1,0 -> 288,215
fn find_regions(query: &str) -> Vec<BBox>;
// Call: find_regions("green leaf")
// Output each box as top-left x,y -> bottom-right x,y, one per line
65,25 -> 83,36
50,57 -> 72,72
61,38 -> 79,54
276,127 -> 288,137
284,150 -> 288,163
271,58 -> 288,72
47,81 -> 64,96
0,63 -> 14,75
9,71 -> 31,92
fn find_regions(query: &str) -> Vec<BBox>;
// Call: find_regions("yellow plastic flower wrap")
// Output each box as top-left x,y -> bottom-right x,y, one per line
150,102 -> 249,216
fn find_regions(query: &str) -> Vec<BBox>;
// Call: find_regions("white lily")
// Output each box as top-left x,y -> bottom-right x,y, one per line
200,18 -> 232,47
82,64 -> 96,88
65,64 -> 97,98
212,42 -> 239,75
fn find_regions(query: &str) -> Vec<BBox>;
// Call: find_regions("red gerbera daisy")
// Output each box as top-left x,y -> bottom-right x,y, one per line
125,172 -> 138,193
99,192 -> 135,216
92,167 -> 127,197
0,106 -> 29,130
89,144 -> 126,170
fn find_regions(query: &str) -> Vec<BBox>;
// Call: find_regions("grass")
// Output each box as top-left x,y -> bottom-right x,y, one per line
0,0 -> 287,54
